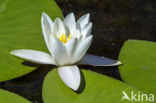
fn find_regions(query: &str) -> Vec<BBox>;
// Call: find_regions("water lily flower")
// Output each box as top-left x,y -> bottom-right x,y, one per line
11,12 -> 121,91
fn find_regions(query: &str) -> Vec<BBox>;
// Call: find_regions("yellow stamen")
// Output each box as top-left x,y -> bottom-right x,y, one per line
67,34 -> 71,41
59,33 -> 71,43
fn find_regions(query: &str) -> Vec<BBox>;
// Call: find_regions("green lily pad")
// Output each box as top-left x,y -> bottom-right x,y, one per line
119,40 -> 156,96
0,0 -> 62,81
42,69 -> 143,103
0,89 -> 31,103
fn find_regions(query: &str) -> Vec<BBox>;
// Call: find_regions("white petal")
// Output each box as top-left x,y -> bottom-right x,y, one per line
76,13 -> 90,30
58,65 -> 80,91
72,29 -> 81,38
78,54 -> 122,66
65,38 -> 78,61
81,22 -> 93,38
11,49 -> 55,64
49,36 -> 68,65
63,12 -> 76,34
41,12 -> 53,51
72,35 -> 93,63
63,24 -> 70,37
53,18 -> 66,37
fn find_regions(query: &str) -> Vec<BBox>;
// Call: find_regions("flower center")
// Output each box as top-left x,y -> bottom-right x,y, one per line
59,33 -> 71,43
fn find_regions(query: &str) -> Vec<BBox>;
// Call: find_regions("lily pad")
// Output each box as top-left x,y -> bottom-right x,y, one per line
42,69 -> 142,103
119,40 -> 156,96
0,0 -> 62,81
0,89 -> 31,103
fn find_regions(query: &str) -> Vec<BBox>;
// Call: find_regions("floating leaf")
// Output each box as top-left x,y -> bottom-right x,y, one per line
119,40 -> 156,96
0,0 -> 62,81
0,89 -> 31,103
43,69 -> 141,103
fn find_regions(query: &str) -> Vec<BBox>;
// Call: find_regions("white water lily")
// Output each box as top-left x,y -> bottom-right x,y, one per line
11,12 -> 121,91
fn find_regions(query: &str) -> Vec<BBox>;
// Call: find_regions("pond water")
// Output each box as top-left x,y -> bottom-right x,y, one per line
0,0 -> 156,103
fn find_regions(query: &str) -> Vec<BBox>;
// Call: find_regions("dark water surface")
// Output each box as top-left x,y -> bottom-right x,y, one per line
0,0 -> 156,103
